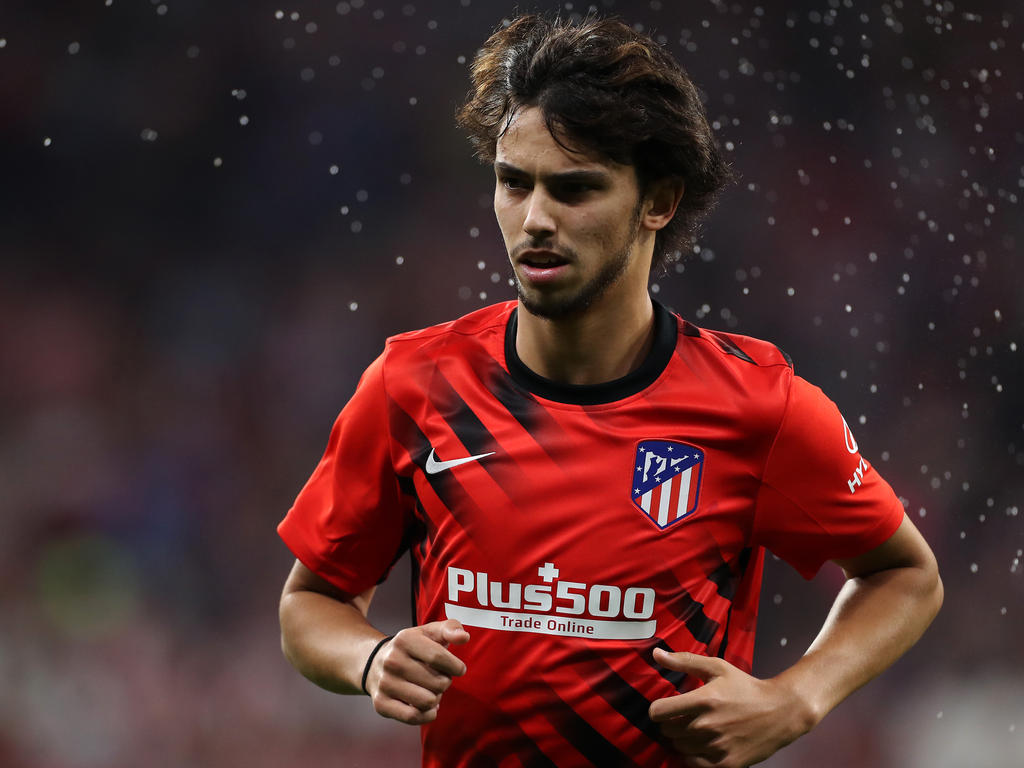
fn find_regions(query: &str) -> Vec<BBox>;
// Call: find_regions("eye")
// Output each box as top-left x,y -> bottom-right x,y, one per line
500,176 -> 529,191
553,181 -> 596,201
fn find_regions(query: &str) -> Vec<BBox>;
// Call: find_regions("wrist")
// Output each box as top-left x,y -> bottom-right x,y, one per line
360,635 -> 394,695
769,670 -> 826,738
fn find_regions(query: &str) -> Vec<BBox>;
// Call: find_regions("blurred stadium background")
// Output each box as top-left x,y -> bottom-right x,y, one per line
0,1 -> 1021,766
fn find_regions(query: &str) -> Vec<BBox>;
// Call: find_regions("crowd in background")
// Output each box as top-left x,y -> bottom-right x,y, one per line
1,1 -> 1021,765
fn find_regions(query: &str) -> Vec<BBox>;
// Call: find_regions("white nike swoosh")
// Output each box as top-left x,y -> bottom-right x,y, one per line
425,448 -> 495,475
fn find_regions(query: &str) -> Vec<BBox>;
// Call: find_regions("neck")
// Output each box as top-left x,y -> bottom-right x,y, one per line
515,292 -> 656,386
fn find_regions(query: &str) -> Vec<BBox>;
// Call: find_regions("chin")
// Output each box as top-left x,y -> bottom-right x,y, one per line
517,284 -> 597,320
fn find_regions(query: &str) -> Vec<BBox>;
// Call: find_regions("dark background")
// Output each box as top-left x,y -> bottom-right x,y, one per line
1,1 -> 1021,766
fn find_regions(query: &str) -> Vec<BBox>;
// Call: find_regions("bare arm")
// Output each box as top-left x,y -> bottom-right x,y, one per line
279,560 -> 470,723
648,514 -> 943,768
279,559 -> 384,695
776,513 -> 944,724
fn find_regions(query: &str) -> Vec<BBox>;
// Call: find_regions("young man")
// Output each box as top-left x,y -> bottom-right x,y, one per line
278,15 -> 942,768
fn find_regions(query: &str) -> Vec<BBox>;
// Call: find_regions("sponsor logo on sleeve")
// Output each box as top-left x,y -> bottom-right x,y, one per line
842,417 -> 859,454
842,417 -> 870,493
631,440 -> 704,529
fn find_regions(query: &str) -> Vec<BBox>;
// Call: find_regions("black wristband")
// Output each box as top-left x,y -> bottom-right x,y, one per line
361,635 -> 394,695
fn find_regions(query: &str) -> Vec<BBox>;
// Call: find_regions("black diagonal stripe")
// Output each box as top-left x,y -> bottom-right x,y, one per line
487,365 -> 570,470
664,587 -> 720,647
707,547 -> 752,601
715,548 -> 753,660
433,685 -> 559,768
430,364 -> 499,457
645,638 -> 688,690
487,362 -> 562,438
395,475 -> 416,497
582,654 -> 672,748
717,335 -> 755,364
430,364 -> 535,492
388,395 -> 481,529
540,683 -> 635,768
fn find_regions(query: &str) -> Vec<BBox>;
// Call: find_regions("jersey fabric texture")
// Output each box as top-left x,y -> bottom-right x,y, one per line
278,300 -> 905,768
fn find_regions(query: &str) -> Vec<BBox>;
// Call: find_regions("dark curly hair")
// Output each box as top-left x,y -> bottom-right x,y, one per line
456,14 -> 733,272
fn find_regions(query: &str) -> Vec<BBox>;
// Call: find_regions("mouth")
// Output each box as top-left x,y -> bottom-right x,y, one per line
516,249 -> 571,269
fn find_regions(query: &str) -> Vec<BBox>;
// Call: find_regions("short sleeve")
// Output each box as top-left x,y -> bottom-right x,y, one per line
277,349 -> 414,595
752,375 -> 905,579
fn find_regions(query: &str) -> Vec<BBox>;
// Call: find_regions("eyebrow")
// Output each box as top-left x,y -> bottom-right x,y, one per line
493,162 -> 610,185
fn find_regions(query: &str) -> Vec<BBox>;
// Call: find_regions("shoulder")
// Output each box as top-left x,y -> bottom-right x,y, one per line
379,301 -> 514,372
676,319 -> 794,370
666,317 -> 796,431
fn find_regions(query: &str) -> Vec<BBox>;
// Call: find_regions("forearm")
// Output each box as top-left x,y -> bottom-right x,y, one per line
279,584 -> 386,696
775,559 -> 943,727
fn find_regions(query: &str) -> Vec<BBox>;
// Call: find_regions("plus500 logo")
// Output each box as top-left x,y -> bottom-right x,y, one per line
446,567 -> 655,619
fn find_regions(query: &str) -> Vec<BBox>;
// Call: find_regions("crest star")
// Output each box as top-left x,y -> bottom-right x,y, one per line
667,446 -> 674,452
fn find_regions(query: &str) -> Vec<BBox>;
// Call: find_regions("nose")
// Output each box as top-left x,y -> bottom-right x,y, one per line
523,189 -> 556,239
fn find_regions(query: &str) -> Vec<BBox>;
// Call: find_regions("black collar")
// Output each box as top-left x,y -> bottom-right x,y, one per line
504,301 -> 678,405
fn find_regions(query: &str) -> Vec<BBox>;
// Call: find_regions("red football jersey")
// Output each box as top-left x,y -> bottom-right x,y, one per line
278,300 -> 904,768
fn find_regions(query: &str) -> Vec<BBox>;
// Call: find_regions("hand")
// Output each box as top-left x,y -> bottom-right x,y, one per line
365,619 -> 470,724
648,649 -> 815,768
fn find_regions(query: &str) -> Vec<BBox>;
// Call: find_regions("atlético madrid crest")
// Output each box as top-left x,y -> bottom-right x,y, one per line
631,440 -> 705,529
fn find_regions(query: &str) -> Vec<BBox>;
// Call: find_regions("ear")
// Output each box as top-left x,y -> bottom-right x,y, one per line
640,178 -> 685,233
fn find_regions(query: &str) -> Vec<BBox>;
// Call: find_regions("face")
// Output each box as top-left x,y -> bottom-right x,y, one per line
493,107 -> 652,320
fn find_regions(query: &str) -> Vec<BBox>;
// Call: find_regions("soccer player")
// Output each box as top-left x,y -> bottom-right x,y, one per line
278,14 -> 942,768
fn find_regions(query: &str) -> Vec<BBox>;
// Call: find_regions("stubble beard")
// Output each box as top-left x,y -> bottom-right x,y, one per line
513,205 -> 644,321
